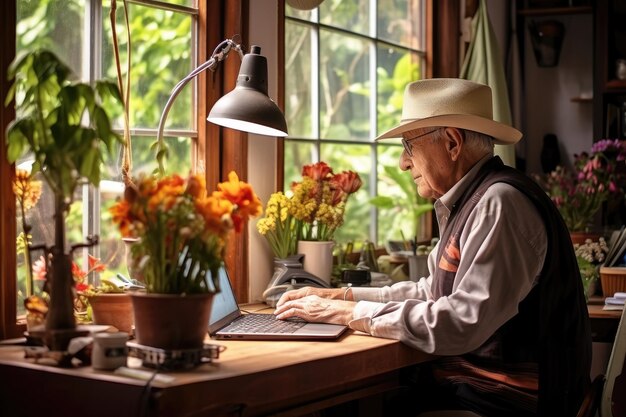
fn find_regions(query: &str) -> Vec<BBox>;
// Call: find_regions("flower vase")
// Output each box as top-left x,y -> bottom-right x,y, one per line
122,237 -> 143,283
297,240 -> 335,286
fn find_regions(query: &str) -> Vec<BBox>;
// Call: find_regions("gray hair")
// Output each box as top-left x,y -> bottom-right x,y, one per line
463,129 -> 495,155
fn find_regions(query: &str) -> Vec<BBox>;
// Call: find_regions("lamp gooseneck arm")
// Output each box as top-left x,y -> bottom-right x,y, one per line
155,38 -> 244,176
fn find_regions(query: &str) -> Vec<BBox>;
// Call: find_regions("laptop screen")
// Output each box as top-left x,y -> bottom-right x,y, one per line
208,267 -> 242,333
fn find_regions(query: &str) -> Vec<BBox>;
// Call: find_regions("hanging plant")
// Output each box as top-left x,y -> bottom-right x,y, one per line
110,0 -> 133,185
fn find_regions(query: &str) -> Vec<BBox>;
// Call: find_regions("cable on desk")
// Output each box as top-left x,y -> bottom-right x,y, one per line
138,366 -> 161,417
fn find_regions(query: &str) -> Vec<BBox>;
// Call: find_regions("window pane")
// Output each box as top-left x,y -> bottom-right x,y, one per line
376,144 -> 429,244
15,0 -> 87,317
320,143 -> 371,243
377,0 -> 425,49
319,30 -> 371,141
319,0 -> 369,37
102,3 -> 195,130
285,1 -> 426,248
284,140 -> 316,189
16,0 -> 85,71
13,0 -> 196,320
377,45 -> 422,137
285,20 -> 314,139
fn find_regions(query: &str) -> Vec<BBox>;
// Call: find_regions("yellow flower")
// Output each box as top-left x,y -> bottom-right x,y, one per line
257,161 -> 362,257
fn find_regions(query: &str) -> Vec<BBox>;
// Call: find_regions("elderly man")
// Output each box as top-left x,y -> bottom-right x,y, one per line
275,78 -> 591,417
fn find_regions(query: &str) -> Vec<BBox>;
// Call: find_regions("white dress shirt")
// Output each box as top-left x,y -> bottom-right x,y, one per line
349,156 -> 548,355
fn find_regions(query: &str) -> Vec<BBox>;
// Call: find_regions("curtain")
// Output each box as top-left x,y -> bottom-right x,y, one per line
460,0 -> 516,167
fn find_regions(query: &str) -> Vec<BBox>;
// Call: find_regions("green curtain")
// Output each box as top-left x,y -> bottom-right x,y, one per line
460,0 -> 516,167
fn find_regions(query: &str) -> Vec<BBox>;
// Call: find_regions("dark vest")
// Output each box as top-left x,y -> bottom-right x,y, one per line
431,157 -> 591,417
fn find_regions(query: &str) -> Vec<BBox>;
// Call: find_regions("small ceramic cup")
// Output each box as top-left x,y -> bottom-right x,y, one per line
92,332 -> 129,370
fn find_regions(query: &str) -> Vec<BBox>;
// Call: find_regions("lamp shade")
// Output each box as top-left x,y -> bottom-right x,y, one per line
208,46 -> 288,137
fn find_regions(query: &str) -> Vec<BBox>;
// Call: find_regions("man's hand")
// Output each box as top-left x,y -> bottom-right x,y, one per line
274,287 -> 354,325
276,286 -> 343,306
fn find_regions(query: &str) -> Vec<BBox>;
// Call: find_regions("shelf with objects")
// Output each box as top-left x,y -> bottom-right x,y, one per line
593,0 -> 626,140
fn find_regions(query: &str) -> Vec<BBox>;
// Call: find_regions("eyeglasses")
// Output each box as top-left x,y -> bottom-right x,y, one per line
401,128 -> 440,157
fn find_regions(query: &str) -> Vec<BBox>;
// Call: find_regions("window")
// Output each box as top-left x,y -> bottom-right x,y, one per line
9,0 -> 199,323
284,0 -> 431,249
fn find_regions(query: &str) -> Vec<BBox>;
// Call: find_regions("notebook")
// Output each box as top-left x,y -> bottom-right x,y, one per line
208,267 -> 348,340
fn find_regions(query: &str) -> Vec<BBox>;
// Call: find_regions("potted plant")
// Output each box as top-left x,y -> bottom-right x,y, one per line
109,171 -> 262,349
533,139 -> 626,241
369,164 -> 434,245
5,49 -> 123,351
257,161 -> 362,285
81,275 -> 137,335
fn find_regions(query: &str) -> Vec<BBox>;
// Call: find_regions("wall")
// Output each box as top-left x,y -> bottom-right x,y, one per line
248,0 -> 280,302
478,2 -> 593,175
521,12 -> 594,175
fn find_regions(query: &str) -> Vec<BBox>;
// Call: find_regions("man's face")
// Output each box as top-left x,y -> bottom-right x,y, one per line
398,128 -> 454,200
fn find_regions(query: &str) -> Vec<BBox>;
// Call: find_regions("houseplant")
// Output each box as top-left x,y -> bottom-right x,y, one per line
5,49 -> 122,351
109,171 -> 262,349
534,139 -> 626,236
369,164 -> 434,243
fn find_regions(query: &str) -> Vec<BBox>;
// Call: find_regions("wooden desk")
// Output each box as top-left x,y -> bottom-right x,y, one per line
588,301 -> 623,343
0,329 -> 431,417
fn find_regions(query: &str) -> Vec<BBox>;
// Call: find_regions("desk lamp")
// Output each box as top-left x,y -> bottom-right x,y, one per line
155,37 -> 288,174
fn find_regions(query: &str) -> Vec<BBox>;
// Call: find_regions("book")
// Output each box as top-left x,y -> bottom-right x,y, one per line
605,226 -> 626,267
604,292 -> 626,310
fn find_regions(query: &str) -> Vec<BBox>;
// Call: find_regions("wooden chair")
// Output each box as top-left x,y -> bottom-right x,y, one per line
577,307 -> 626,417
600,306 -> 626,417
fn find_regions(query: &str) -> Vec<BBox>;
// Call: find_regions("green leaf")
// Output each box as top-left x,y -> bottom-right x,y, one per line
369,195 -> 394,209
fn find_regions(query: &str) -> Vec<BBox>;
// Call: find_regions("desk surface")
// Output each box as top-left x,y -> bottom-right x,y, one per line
0,303 -> 620,417
0,312 -> 431,417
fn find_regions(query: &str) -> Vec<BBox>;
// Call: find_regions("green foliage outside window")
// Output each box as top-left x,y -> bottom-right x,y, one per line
13,0 -> 195,315
284,2 -> 428,249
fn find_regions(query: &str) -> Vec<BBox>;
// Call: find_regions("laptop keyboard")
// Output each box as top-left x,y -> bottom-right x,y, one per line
224,314 -> 307,334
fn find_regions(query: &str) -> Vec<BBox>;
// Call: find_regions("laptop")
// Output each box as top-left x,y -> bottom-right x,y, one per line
208,267 -> 348,340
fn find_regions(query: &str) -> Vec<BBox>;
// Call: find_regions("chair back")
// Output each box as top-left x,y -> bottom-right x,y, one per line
601,307 -> 626,417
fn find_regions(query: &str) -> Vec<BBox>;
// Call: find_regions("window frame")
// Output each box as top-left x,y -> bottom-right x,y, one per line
0,0 -> 252,338
0,0 -> 458,338
282,1 -> 439,245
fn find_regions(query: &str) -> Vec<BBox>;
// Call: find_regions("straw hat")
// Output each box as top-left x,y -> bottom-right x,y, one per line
376,78 -> 522,145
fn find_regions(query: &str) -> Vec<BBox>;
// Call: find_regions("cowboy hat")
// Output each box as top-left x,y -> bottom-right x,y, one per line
376,78 -> 522,145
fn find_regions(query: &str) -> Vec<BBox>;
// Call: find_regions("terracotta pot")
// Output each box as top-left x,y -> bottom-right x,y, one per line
130,292 -> 214,350
88,293 -> 134,334
600,267 -> 626,297
570,232 -> 603,245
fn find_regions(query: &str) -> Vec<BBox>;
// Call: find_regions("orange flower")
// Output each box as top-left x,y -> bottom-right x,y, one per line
331,171 -> 363,195
198,195 -> 234,235
185,174 -> 207,199
88,254 -> 106,273
109,171 -> 260,294
302,161 -> 332,181
13,169 -> 42,211
217,171 -> 263,232
109,199 -> 133,237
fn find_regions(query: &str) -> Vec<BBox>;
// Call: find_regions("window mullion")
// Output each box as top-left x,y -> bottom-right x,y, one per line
84,0 -> 104,275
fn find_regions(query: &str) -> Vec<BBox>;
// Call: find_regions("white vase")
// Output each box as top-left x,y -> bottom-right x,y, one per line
122,237 -> 143,283
297,240 -> 335,285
